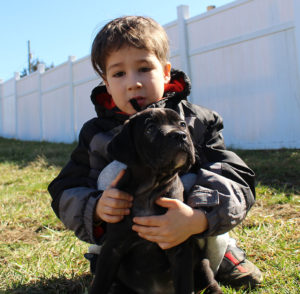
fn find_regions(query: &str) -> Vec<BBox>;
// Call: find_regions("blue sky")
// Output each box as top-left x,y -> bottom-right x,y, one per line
0,0 -> 234,82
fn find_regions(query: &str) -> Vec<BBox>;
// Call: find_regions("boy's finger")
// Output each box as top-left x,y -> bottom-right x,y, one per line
109,169 -> 126,188
103,214 -> 125,223
133,215 -> 164,226
156,197 -> 180,208
132,224 -> 161,235
103,206 -> 130,216
105,197 -> 132,208
137,233 -> 164,242
107,188 -> 133,201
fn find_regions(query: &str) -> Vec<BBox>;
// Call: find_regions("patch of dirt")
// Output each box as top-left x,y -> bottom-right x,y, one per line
252,200 -> 300,220
0,223 -> 65,244
0,226 -> 39,243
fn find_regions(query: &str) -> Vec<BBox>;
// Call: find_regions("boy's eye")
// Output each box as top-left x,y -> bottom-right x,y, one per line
113,71 -> 125,77
139,67 -> 151,73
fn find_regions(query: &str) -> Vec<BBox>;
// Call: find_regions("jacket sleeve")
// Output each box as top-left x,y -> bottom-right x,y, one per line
186,110 -> 256,237
48,119 -> 112,244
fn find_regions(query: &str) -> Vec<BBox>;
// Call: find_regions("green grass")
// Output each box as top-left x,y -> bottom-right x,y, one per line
0,137 -> 299,293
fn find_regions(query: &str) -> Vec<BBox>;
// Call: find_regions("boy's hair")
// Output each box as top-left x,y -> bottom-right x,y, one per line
91,16 -> 170,78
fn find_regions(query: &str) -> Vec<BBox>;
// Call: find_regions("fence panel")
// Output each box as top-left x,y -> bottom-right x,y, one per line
1,78 -> 16,138
0,0 -> 299,148
41,85 -> 73,143
16,73 -> 41,140
73,56 -> 99,138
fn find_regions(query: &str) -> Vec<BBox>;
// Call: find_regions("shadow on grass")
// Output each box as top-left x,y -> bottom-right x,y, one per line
0,137 -> 76,168
1,137 -> 299,193
234,149 -> 300,193
3,273 -> 92,294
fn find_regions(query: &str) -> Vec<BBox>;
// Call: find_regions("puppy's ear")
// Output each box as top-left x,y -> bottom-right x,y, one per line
107,120 -> 139,166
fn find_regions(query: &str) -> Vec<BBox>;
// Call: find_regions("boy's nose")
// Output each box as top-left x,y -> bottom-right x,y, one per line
127,73 -> 142,91
128,81 -> 142,91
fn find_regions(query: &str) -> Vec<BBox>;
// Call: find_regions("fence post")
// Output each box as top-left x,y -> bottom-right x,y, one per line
14,72 -> 20,139
38,63 -> 45,141
293,0 -> 300,93
68,55 -> 76,142
177,5 -> 192,99
0,79 -> 3,136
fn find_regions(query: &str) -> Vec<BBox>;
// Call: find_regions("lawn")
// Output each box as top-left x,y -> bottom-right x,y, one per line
0,137 -> 299,293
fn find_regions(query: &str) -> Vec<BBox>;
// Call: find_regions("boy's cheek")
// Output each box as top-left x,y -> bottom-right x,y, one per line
104,81 -> 111,94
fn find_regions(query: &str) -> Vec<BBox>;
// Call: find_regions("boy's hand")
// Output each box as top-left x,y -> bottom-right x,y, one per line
132,197 -> 208,250
94,170 -> 133,223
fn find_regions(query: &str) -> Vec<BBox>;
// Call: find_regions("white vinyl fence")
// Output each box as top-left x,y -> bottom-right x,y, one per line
1,0 -> 300,149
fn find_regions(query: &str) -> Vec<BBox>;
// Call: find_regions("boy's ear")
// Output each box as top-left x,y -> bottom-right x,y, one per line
164,62 -> 171,84
107,120 -> 139,166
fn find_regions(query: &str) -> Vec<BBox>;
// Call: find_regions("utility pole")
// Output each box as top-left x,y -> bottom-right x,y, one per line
28,40 -> 32,74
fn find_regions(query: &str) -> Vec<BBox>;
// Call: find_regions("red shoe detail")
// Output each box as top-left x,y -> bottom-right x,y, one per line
236,264 -> 248,273
224,251 -> 240,266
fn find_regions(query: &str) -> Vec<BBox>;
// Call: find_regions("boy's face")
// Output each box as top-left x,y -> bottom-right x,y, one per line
103,46 -> 171,115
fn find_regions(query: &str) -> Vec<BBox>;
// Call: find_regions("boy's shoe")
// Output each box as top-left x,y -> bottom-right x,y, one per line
216,244 -> 263,289
84,244 -> 102,274
84,252 -> 98,275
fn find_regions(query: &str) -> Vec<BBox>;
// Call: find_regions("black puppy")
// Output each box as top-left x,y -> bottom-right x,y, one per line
89,108 -> 223,294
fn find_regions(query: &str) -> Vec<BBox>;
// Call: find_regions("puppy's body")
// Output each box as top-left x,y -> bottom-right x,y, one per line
89,108 -> 223,294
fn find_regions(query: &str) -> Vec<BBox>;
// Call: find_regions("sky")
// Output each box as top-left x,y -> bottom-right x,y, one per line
0,0 -> 234,82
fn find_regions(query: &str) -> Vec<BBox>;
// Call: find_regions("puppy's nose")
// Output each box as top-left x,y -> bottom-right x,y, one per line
170,131 -> 187,141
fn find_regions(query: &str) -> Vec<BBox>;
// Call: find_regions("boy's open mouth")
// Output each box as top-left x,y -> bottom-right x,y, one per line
130,97 -> 145,112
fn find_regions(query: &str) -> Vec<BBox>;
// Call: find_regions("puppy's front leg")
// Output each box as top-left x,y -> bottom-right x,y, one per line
194,259 -> 223,294
166,240 -> 195,294
89,239 -> 123,294
89,217 -> 134,294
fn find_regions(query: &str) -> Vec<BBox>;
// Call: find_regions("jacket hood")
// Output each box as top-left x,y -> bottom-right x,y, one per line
90,68 -> 191,120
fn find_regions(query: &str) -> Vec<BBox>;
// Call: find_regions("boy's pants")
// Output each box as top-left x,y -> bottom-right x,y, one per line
94,161 -> 230,274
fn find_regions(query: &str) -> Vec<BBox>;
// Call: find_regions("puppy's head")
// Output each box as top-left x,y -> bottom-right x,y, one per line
108,108 -> 195,174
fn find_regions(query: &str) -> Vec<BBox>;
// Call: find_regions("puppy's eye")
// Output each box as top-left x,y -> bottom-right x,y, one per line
179,121 -> 186,128
145,124 -> 155,135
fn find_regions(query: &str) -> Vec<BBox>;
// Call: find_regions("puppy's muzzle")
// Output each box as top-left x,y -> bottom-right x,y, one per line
170,131 -> 187,141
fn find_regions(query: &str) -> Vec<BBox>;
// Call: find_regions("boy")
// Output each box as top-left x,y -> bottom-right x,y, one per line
48,16 -> 262,290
